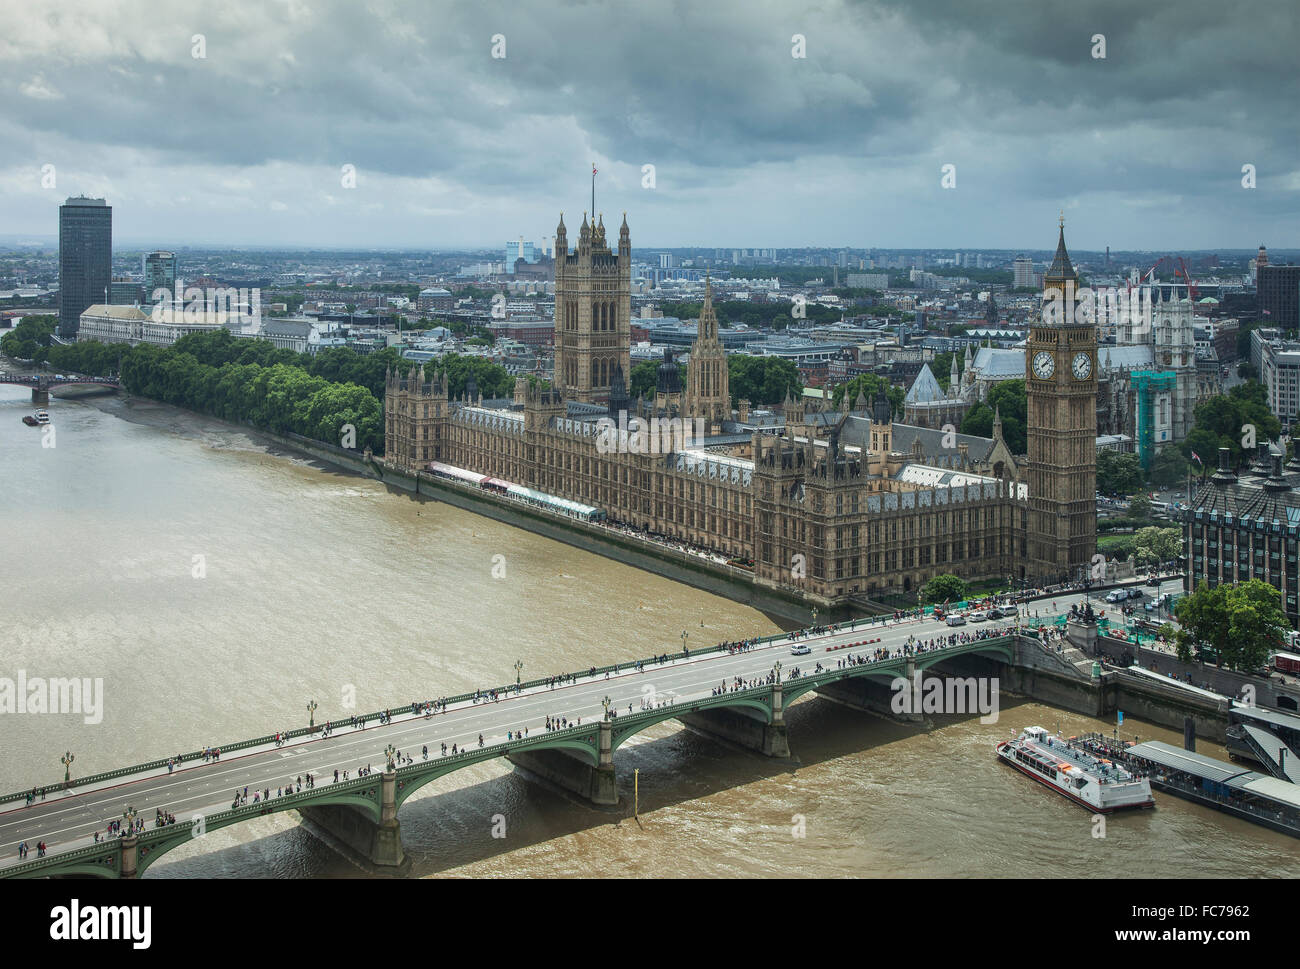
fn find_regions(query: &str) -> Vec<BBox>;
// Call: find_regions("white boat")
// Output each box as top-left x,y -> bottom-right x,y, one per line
997,726 -> 1154,813
34,410 -> 50,424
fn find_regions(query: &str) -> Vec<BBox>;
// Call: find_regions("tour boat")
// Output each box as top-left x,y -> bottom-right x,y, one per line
34,410 -> 50,424
997,726 -> 1154,813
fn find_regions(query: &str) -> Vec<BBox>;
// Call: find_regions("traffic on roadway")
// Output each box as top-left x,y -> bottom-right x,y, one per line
0,580 -> 1164,872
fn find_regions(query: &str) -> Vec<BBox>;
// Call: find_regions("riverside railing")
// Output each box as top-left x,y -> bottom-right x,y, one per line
0,619 -> 877,807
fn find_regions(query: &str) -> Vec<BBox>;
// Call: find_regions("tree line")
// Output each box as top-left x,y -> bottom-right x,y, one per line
16,327 -> 514,455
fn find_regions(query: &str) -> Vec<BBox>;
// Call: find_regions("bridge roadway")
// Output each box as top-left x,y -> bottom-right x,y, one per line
0,588 -> 1116,876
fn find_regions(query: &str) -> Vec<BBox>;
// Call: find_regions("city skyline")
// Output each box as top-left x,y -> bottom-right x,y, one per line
3,0 -> 1297,250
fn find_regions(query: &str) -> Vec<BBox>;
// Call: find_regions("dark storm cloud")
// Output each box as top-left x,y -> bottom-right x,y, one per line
2,0 -> 1295,247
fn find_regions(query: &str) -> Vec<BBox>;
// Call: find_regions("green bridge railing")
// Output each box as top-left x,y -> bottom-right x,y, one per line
0,618 -> 878,807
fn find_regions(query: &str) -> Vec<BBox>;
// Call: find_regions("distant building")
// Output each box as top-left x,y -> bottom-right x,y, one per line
1012,256 -> 1035,289
418,288 -> 454,313
1259,262 -> 1300,331
58,197 -> 112,339
143,251 -> 177,305
77,304 -> 229,346
109,280 -> 144,306
258,318 -> 315,354
505,240 -> 538,267
846,273 -> 888,290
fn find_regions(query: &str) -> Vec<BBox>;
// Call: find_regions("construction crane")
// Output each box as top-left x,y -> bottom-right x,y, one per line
1175,256 -> 1199,299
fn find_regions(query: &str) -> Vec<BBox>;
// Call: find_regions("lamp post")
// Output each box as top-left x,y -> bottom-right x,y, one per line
307,699 -> 318,730
514,659 -> 524,688
681,630 -> 688,655
61,751 -> 74,784
601,695 -> 612,721
123,805 -> 137,831
384,744 -> 396,770
811,606 -> 818,630
773,660 -> 782,684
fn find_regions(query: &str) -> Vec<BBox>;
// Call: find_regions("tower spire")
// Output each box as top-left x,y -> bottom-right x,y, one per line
591,162 -> 597,220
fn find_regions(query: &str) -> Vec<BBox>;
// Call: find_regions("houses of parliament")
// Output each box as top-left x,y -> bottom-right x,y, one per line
384,208 -> 1096,607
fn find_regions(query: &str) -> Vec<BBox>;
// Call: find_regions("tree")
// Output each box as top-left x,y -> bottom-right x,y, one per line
1173,579 -> 1289,671
920,573 -> 967,605
728,356 -> 801,406
1133,526 -> 1181,566
629,360 -> 659,400
1148,448 -> 1190,489
1182,381 -> 1280,470
830,372 -> 903,416
960,379 -> 1026,453
1096,450 -> 1144,496
1128,493 -> 1152,520
931,352 -> 959,391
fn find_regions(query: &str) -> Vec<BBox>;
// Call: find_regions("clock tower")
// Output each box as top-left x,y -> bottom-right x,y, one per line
1025,217 -> 1097,585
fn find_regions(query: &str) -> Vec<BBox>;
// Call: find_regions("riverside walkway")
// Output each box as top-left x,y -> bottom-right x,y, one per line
1,596 -> 1102,878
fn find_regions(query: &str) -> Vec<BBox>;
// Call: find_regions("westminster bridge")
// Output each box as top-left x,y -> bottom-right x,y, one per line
0,603 -> 1102,878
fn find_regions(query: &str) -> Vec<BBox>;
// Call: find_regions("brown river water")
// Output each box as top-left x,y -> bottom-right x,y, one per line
1,383 -> 1296,877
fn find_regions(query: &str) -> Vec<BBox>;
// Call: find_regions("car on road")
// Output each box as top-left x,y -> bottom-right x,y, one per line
987,607 -> 1006,620
969,611 -> 988,622
791,643 -> 811,656
1145,593 -> 1172,612
946,614 -> 967,626
1146,574 -> 1161,587
1105,589 -> 1126,603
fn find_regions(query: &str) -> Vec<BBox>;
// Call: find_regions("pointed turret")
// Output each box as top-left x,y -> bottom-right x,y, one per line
1042,215 -> 1077,300
698,275 -> 718,342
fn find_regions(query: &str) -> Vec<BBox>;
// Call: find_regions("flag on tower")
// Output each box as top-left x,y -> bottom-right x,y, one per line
1191,451 -> 1203,466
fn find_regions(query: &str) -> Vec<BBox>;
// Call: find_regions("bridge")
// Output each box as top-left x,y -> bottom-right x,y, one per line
0,598 -> 1106,879
0,373 -> 121,403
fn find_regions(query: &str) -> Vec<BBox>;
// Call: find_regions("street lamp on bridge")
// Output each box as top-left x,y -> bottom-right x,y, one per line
514,659 -> 524,688
773,660 -> 782,684
601,695 -> 612,721
811,606 -> 818,629
384,744 -> 396,770
61,751 -> 74,784
681,630 -> 688,655
307,699 -> 318,729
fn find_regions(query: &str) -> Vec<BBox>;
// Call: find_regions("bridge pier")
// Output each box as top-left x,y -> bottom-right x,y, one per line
299,769 -> 405,868
120,835 -> 139,879
815,656 -> 923,723
32,386 -> 48,405
678,684 -> 791,758
506,721 -> 620,808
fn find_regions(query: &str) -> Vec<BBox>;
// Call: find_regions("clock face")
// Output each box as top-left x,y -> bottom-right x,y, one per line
1032,351 -> 1055,380
1072,352 -> 1092,380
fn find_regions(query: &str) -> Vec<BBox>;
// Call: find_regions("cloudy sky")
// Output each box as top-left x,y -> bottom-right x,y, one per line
2,0 -> 1296,251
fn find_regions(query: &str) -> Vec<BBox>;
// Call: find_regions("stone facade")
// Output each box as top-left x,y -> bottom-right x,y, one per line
553,212 -> 631,403
382,218 -> 1095,606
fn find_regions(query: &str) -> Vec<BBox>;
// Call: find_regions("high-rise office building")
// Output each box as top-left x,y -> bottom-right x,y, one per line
1258,261 -> 1300,331
1013,255 -> 1035,289
58,196 -> 112,339
143,251 -> 177,304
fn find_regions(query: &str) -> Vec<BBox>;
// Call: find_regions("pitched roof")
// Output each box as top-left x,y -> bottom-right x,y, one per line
904,362 -> 945,404
971,347 -> 1025,379
1044,224 -> 1075,284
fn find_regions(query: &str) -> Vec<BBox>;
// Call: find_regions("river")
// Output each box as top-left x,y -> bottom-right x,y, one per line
1,382 -> 1296,877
